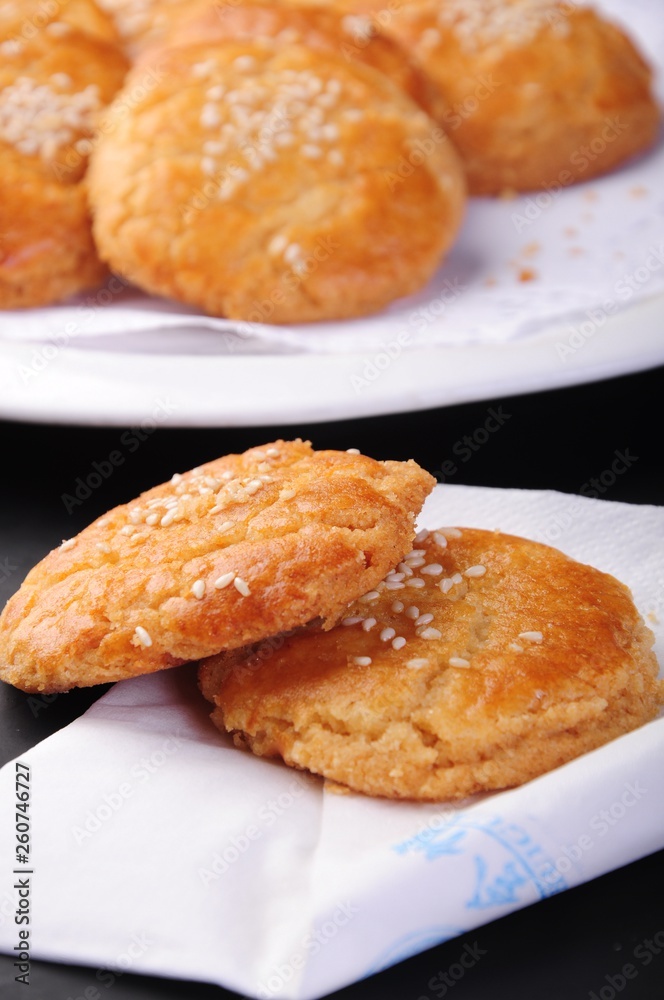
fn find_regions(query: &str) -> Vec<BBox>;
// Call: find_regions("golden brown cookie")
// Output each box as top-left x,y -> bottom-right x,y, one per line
94,0 -> 204,55
0,441 -> 435,693
87,39 -> 466,323
199,527 -> 662,801
0,0 -> 120,45
158,0 -> 447,123
0,2 -> 128,307
327,0 -> 661,194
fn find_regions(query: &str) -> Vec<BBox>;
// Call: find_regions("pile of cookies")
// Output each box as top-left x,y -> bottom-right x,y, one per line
0,441 -> 661,801
1,0 -> 660,320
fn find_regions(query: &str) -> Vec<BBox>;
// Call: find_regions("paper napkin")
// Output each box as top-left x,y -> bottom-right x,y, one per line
0,485 -> 662,1000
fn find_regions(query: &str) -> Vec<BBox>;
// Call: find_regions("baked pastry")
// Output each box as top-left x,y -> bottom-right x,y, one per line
88,38 -> 466,322
0,0 -> 120,44
325,0 -> 661,194
0,0 -> 128,308
159,0 -> 447,122
94,0 -> 207,56
0,441 -> 435,693
199,526 -> 663,800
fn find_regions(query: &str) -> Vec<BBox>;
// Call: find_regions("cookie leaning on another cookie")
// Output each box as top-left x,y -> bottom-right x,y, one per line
199,527 -> 662,801
0,441 -> 435,693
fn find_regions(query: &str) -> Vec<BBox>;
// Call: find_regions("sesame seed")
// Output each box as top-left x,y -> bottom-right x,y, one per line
397,563 -> 414,577
218,520 -> 234,533
279,488 -> 296,501
96,542 -> 110,554
452,573 -> 463,585
391,601 -> 404,613
134,626 -> 152,648
449,657 -> 470,667
234,55 -> 256,71
266,447 -> 280,456
439,527 -> 462,539
433,532 -> 448,548
120,525 -> 135,536
465,565 -> 487,578
362,617 -> 377,631
244,479 -> 263,495
301,144 -> 322,159
268,233 -> 288,256
405,606 -> 420,621
346,447 -> 360,454
385,581 -> 405,590
518,631 -> 543,643
380,627 -> 396,641
386,572 -> 405,583
359,591 -> 379,602
202,156 -> 216,176
60,538 -> 76,551
200,104 -> 221,128
392,636 -> 407,651
405,549 -> 426,559
284,243 -> 303,264
353,656 -> 372,666
406,578 -> 425,588
97,518 -> 109,527
192,579 -> 206,600
509,642 -> 524,653
143,513 -> 157,526
160,511 -> 176,527
421,563 -> 443,575
415,528 -> 430,543
440,579 -> 454,594
405,558 -> 426,569
419,628 -> 442,640
415,613 -> 434,626
214,572 -> 235,589
342,616 -> 364,626
234,576 -> 251,597
407,658 -> 429,669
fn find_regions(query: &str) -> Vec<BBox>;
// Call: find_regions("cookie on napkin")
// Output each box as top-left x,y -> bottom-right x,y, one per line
199,526 -> 663,800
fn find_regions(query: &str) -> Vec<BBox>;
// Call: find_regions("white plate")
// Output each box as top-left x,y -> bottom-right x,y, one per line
0,0 -> 663,426
0,291 -> 663,426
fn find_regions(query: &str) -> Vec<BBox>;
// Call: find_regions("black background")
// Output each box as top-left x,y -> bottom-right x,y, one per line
1,364 -> 663,999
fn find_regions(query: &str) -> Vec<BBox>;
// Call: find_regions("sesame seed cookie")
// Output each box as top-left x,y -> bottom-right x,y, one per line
329,0 -> 661,194
87,39 -> 466,323
159,0 -> 448,123
199,527 -> 663,801
0,2 -> 128,307
0,441 -> 435,693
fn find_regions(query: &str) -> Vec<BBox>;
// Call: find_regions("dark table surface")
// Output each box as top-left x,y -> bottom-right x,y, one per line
1,364 -> 663,1000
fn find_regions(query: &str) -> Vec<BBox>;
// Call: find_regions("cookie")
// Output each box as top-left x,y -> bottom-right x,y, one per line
199,527 -> 662,801
0,441 -> 435,693
327,0 -> 661,194
0,2 -> 128,307
158,0 -> 447,123
87,39 -> 466,323
94,0 -> 205,56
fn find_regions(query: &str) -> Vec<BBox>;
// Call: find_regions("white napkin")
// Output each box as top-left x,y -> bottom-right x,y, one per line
0,485 -> 662,999
0,0 -> 662,356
